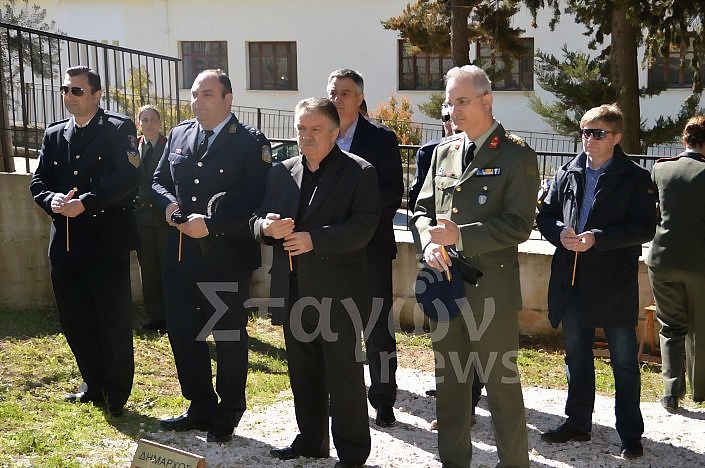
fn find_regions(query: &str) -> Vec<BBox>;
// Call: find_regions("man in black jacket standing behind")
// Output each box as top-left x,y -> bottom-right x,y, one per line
30,65 -> 140,418
326,68 -> 404,427
134,104 -> 169,333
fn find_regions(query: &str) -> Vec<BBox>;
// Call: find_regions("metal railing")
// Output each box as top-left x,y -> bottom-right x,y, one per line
3,23 -> 682,176
0,21 -> 181,173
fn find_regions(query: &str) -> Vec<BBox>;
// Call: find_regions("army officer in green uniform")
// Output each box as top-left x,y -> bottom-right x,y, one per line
411,65 -> 538,468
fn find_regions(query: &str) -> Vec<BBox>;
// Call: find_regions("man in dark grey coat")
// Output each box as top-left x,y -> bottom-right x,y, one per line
134,104 -> 169,333
537,104 -> 657,459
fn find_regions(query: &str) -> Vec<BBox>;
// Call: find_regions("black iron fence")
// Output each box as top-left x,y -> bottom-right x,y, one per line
2,23 -> 682,176
0,21 -> 181,173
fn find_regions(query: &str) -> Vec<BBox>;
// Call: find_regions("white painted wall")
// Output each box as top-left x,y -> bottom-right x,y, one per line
41,0 -> 703,136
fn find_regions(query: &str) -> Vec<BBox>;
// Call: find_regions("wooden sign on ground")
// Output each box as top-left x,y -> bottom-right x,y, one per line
131,439 -> 206,468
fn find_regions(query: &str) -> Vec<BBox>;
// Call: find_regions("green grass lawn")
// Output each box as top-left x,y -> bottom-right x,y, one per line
0,307 -> 683,466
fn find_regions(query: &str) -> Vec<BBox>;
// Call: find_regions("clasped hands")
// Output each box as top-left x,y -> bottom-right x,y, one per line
50,188 -> 84,217
165,203 -> 209,238
424,217 -> 460,274
560,227 -> 594,252
261,213 -> 312,256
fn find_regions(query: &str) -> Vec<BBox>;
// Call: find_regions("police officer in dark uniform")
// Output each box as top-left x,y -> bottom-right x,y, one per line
30,65 -> 140,418
153,69 -> 271,443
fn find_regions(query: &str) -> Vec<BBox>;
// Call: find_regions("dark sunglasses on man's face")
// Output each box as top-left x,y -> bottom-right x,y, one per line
580,128 -> 612,140
60,86 -> 86,97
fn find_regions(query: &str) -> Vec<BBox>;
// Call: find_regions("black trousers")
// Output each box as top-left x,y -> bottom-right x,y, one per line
51,254 -> 134,409
136,224 -> 168,323
284,280 -> 371,466
163,253 -> 251,426
364,253 -> 397,409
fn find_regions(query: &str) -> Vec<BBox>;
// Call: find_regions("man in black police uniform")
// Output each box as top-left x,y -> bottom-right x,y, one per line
30,65 -> 140,418
153,69 -> 271,443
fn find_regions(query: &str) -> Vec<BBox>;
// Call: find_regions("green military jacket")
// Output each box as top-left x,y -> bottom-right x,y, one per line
411,122 -> 539,315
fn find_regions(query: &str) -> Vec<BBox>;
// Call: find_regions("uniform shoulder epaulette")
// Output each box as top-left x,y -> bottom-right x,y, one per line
47,118 -> 70,129
242,124 -> 267,142
437,133 -> 464,147
654,155 -> 681,164
174,118 -> 195,127
504,131 -> 526,147
103,109 -> 132,122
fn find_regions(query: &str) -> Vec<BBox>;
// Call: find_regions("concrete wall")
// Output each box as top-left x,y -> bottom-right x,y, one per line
0,172 -> 657,343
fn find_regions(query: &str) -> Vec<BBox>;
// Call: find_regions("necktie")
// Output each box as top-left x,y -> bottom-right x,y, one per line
143,141 -> 153,162
463,141 -> 476,171
194,129 -> 214,160
74,126 -> 85,141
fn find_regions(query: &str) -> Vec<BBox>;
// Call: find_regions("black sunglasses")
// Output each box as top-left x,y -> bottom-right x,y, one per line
580,128 -> 612,140
441,114 -> 451,123
60,86 -> 86,97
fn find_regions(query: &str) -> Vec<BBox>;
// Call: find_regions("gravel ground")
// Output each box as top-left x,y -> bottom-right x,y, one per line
130,367 -> 705,467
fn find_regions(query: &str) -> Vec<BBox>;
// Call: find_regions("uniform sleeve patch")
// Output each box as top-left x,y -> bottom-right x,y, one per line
128,151 -> 140,167
261,145 -> 272,164
128,135 -> 138,152
127,134 -> 140,167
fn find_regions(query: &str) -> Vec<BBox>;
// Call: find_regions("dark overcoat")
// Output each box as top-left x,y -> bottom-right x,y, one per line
251,145 -> 381,325
536,146 -> 657,328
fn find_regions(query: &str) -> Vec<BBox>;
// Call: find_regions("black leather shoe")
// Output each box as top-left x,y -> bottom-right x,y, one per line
661,396 -> 679,413
206,422 -> 234,443
269,445 -> 328,460
270,446 -> 300,460
540,422 -> 591,443
159,413 -> 213,432
143,320 -> 167,334
620,440 -> 643,459
107,405 -> 124,417
375,406 -> 397,428
334,462 -> 362,468
64,391 -> 105,405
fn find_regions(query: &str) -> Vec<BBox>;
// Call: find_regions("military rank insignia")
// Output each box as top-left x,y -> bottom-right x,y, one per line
505,132 -> 526,147
261,145 -> 272,164
489,136 -> 499,149
228,123 -> 238,134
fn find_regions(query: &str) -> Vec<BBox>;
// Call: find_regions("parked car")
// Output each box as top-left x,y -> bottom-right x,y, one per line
271,140 -> 299,162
